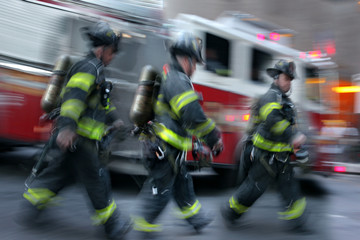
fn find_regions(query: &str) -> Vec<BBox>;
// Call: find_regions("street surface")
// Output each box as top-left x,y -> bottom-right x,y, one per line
1,147 -> 360,240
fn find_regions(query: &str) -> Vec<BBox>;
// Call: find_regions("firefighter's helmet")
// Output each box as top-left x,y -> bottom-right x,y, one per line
266,59 -> 297,80
170,31 -> 204,64
83,22 -> 121,52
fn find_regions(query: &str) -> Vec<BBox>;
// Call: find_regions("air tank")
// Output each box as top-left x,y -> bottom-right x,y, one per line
41,55 -> 72,113
130,65 -> 159,127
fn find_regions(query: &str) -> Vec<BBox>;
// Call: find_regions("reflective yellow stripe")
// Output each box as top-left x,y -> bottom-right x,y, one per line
133,216 -> 162,232
169,90 -> 198,118
60,99 -> 86,122
278,197 -> 306,220
252,133 -> 293,152
23,188 -> 56,209
104,98 -> 110,110
229,196 -> 248,214
187,118 -> 216,138
270,119 -> 290,135
107,106 -> 116,113
66,72 -> 96,92
154,97 -> 178,120
178,200 -> 202,219
77,117 -> 106,140
91,199 -> 117,225
153,122 -> 192,151
260,102 -> 282,121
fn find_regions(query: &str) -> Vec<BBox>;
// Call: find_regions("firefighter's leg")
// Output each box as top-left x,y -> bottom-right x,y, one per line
133,157 -> 175,234
277,163 -> 308,231
173,162 -> 212,232
237,141 -> 253,185
221,153 -> 273,226
73,139 -> 131,239
19,144 -> 71,226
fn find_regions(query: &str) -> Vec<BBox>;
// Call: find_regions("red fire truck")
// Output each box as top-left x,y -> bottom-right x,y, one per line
1,1 -> 357,184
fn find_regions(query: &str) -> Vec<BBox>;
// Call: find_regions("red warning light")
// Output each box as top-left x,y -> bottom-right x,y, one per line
225,115 -> 236,122
257,34 -> 265,41
325,42 -> 336,55
308,50 -> 322,58
269,32 -> 280,41
299,52 -> 307,59
334,166 -> 346,173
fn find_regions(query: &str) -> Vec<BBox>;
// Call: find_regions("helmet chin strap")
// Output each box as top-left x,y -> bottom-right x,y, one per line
286,86 -> 292,96
187,56 -> 194,77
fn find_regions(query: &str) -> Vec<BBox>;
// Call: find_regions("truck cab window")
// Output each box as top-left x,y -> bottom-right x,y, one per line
305,67 -> 321,103
251,48 -> 272,83
205,33 -> 230,76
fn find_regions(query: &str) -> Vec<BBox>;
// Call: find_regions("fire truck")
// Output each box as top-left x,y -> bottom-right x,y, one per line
1,1 -> 357,184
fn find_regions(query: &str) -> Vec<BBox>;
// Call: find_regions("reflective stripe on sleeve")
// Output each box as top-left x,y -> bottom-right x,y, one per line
270,119 -> 291,135
60,99 -> 86,122
187,118 -> 216,138
252,133 -> 293,152
169,90 -> 199,118
153,122 -> 192,151
259,102 -> 282,121
77,117 -> 107,140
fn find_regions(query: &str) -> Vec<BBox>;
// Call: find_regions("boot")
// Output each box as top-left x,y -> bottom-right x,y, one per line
187,212 -> 214,233
220,204 -> 243,228
285,209 -> 313,234
105,211 -> 132,240
14,200 -> 43,228
133,231 -> 163,240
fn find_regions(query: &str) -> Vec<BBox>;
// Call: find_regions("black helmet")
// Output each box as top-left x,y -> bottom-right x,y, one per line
170,31 -> 204,64
83,22 -> 121,52
266,59 -> 296,80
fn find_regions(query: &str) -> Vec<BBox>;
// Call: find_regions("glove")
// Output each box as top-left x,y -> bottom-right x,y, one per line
192,139 -> 213,168
294,148 -> 309,166
211,138 -> 224,157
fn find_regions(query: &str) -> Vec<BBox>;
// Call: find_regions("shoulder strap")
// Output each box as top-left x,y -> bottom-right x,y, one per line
88,58 -> 103,85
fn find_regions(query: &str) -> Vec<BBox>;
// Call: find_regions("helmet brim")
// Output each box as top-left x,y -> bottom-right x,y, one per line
266,68 -> 282,78
266,68 -> 295,80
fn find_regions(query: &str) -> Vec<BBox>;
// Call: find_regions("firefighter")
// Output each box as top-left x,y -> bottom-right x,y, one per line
132,32 -> 224,238
18,22 -> 131,239
221,59 -> 308,232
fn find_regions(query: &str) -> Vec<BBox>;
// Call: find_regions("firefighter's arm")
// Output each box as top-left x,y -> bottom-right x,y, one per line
57,71 -> 96,150
259,101 -> 294,142
291,132 -> 307,149
56,128 -> 77,151
260,99 -> 305,148
168,87 -> 223,152
105,101 -> 124,129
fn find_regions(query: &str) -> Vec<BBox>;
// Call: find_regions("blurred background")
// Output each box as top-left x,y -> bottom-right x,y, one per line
0,1 -> 360,240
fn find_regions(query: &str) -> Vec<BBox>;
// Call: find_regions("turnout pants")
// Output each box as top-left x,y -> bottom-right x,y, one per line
229,147 -> 306,223
133,142 -> 206,232
23,134 -> 117,225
